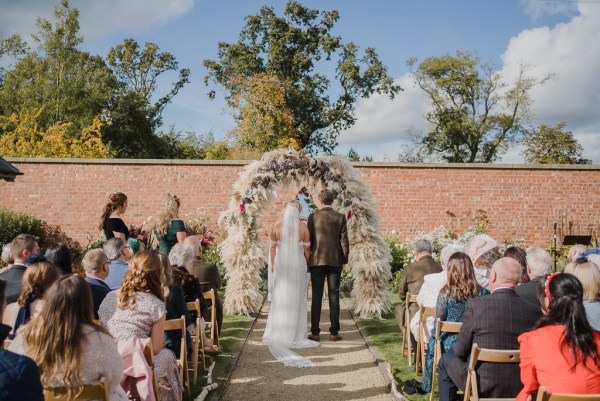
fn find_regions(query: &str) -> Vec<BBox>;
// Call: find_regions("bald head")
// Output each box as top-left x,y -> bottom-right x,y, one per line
184,236 -> 201,257
490,257 -> 521,291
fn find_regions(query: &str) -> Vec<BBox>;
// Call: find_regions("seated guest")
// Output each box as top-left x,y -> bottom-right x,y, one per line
564,258 -> 600,330
9,275 -> 127,401
398,239 -> 442,349
517,273 -> 600,400
3,260 -> 59,338
82,249 -> 111,319
99,251 -> 182,401
503,246 -> 529,285
437,257 -> 543,401
516,247 -> 552,307
43,243 -> 73,275
0,278 -> 44,401
103,237 -> 130,290
568,244 -> 588,263
466,234 -> 497,289
419,252 -> 489,393
410,243 -> 466,343
154,194 -> 187,255
0,234 -> 39,303
184,235 -> 224,336
1,243 -> 13,273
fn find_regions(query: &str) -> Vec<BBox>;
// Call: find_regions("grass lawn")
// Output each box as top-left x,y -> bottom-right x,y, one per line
357,294 -> 429,401
188,308 -> 255,399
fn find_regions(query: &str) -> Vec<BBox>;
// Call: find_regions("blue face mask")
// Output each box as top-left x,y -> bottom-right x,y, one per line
25,252 -> 47,266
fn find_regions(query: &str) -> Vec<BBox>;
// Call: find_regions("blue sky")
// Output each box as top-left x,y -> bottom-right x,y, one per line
2,0 -> 598,162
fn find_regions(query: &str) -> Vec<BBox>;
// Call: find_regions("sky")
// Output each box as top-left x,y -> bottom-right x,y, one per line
1,0 -> 599,163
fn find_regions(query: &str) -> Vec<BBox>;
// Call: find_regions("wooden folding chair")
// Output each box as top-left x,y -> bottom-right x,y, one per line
43,376 -> 109,401
187,299 -> 203,382
415,305 -> 436,374
430,319 -> 462,401
143,340 -> 160,401
2,339 -> 11,349
202,289 -> 219,347
165,315 -> 190,401
464,343 -> 520,401
535,386 -> 600,401
401,292 -> 418,366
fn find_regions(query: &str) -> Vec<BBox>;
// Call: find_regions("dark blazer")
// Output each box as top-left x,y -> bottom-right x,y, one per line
0,264 -> 27,304
397,255 -> 442,327
84,276 -> 111,319
307,207 -> 349,268
448,288 -> 543,398
515,276 -> 544,308
187,257 -> 223,335
0,324 -> 44,401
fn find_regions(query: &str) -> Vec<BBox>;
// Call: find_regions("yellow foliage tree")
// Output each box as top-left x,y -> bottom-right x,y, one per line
0,108 -> 112,158
227,73 -> 299,154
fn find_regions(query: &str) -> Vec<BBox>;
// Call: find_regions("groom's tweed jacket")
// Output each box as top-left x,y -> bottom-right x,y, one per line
307,207 -> 349,268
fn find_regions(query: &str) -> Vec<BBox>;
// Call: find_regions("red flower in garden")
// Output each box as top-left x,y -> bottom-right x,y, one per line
240,204 -> 246,213
347,211 -> 352,220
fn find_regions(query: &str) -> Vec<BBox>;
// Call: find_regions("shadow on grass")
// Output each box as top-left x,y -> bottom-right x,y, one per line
358,294 -> 430,401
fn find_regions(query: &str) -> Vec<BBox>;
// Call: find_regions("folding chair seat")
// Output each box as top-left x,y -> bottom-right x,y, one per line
164,315 -> 190,401
464,343 -> 520,401
429,319 -> 462,401
401,292 -> 418,366
43,376 -> 109,401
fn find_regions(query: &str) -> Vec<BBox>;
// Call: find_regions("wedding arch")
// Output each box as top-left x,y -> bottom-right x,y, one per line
218,148 -> 392,319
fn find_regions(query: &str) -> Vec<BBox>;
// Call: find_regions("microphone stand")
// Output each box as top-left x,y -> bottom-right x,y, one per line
553,222 -> 558,272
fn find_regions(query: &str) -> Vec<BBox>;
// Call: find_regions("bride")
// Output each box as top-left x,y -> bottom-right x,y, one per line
263,200 -> 319,367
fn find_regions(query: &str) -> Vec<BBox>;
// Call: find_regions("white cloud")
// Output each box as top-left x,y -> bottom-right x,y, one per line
519,0 -> 578,20
500,2 -> 600,163
0,0 -> 194,42
336,74 -> 429,161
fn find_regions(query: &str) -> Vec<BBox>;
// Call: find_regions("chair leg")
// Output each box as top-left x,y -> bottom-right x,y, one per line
430,344 -> 439,401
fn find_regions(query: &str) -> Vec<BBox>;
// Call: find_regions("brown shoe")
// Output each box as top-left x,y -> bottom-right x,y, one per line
330,334 -> 343,342
307,334 -> 320,341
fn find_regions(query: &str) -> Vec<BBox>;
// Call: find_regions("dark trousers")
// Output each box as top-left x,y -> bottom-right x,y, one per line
438,351 -> 461,401
310,265 -> 342,335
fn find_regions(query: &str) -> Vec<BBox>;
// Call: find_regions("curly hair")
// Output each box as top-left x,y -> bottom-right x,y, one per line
18,261 -> 59,307
155,194 -> 181,236
98,192 -> 127,230
119,251 -> 164,309
440,252 -> 482,302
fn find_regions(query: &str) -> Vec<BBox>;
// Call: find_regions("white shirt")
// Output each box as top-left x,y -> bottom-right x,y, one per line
410,270 -> 448,341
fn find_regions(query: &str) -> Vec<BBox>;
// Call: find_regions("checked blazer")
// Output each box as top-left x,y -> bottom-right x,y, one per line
448,288 -> 543,398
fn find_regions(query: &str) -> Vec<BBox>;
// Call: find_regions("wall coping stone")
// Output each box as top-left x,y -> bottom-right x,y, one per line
5,157 -> 600,170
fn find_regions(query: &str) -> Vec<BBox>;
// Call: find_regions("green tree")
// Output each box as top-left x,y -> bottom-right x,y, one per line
521,122 -> 590,164
0,34 -> 28,85
0,0 -> 117,133
408,51 -> 549,163
203,1 -> 401,154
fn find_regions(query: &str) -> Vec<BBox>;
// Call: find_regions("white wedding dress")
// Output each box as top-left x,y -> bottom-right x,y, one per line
263,205 -> 319,367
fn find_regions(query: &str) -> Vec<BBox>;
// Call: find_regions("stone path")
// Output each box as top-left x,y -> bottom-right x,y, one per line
219,297 -> 396,401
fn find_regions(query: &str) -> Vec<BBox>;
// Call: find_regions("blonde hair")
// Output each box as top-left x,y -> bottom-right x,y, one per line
18,261 -> 59,307
21,275 -> 108,394
98,192 -> 127,230
155,194 -> 181,236
119,251 -> 165,309
564,261 -> 600,301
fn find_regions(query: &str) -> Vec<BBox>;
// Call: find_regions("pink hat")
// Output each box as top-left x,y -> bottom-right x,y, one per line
466,234 -> 497,264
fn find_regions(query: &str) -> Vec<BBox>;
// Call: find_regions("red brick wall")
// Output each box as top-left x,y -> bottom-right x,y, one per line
2,158 -> 599,248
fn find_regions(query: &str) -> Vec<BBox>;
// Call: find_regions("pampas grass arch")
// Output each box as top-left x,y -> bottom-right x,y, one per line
218,148 -> 392,319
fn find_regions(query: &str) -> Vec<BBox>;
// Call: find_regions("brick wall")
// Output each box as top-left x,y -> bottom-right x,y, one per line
2,158 -> 600,248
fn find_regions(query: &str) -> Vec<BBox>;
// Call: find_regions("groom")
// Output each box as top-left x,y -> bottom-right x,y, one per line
307,189 -> 349,342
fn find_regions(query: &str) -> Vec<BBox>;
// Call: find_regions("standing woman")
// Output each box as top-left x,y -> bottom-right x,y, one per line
99,192 -> 130,241
9,275 -> 127,401
517,273 -> 600,400
154,194 -> 187,256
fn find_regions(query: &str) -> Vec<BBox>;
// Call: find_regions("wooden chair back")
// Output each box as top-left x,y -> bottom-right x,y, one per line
464,343 -> 520,401
186,299 -> 202,382
2,339 -> 12,349
401,292 -> 418,366
43,377 -> 109,401
535,387 -> 600,401
164,315 -> 189,400
143,340 -> 160,401
415,305 -> 436,374
429,319 -> 462,401
203,289 -> 219,346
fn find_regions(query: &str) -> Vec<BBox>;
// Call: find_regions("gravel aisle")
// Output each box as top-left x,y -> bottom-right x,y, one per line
220,297 -> 395,401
